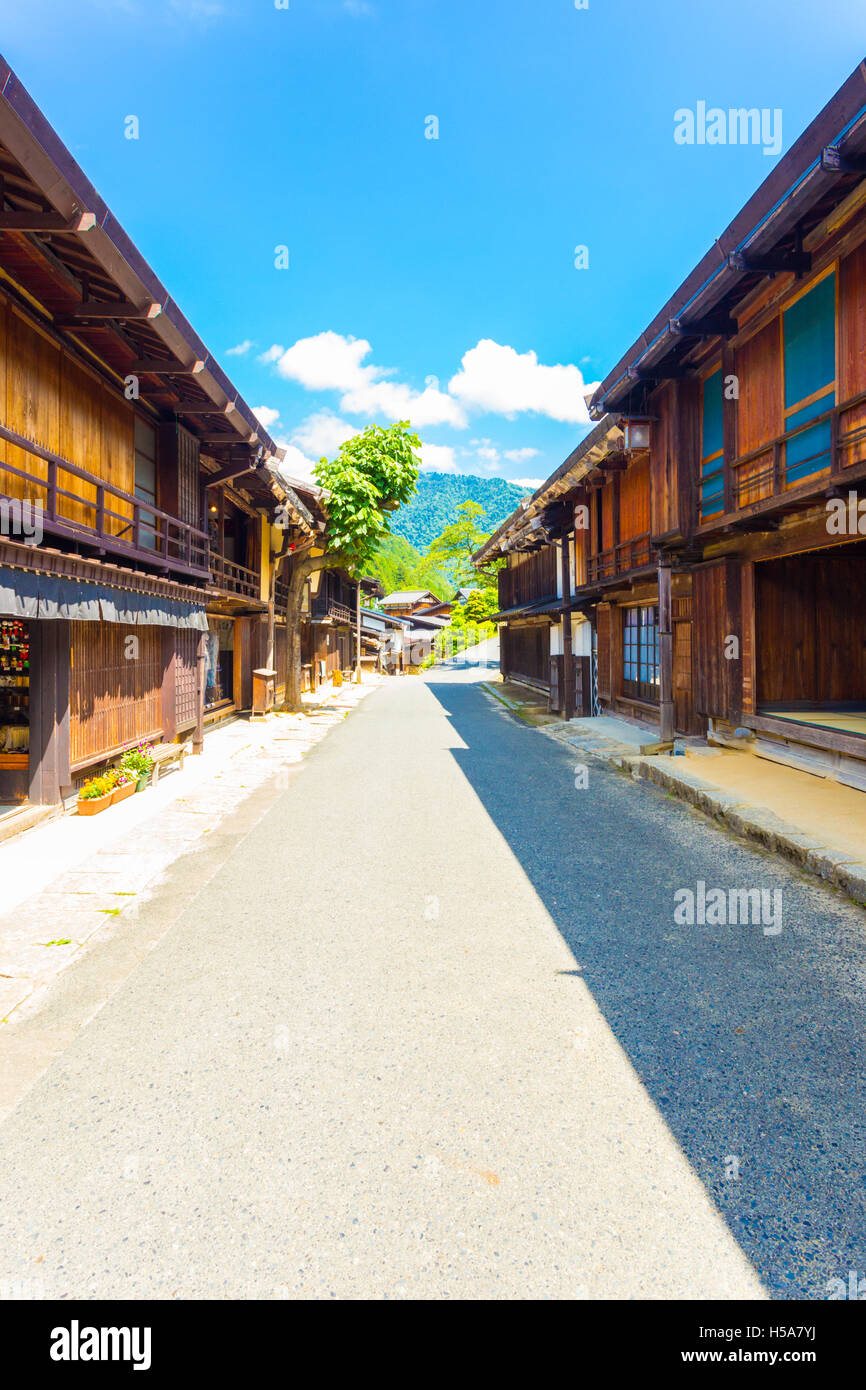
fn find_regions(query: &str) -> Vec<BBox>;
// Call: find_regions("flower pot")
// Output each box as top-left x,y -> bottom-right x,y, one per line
77,790 -> 114,816
135,773 -> 149,793
111,781 -> 135,805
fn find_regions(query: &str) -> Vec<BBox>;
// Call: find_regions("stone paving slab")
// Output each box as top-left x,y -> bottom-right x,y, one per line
0,677 -> 379,1023
541,719 -> 866,911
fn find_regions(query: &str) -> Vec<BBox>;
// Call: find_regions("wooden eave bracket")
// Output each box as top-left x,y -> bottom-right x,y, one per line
820,145 -> 866,175
0,210 -> 96,232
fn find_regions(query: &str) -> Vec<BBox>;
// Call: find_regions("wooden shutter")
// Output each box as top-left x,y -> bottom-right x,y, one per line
692,560 -> 742,721
596,604 -> 612,700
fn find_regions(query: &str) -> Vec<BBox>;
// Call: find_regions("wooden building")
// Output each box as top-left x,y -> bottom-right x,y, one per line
0,58 -> 313,812
478,64 -> 866,788
380,590 -> 449,620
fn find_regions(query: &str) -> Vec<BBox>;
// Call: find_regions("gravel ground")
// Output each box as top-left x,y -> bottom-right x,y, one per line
0,663 -> 863,1299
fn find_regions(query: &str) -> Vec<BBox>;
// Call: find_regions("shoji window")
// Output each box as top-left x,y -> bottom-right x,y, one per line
700,367 -> 725,519
783,270 -> 836,485
134,418 -> 158,551
622,605 -> 659,702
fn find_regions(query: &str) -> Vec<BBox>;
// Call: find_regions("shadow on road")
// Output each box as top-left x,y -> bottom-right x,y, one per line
424,674 -> 866,1301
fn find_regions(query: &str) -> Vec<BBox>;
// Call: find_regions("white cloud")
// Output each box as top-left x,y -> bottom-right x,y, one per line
449,340 -> 600,424
419,443 -> 457,473
511,477 -> 543,489
226,339 -> 253,356
291,411 -> 356,460
252,405 -> 281,430
341,379 -> 467,428
273,442 -> 318,487
344,0 -> 375,13
504,447 -> 539,463
262,331 -> 467,429
270,331 -> 370,392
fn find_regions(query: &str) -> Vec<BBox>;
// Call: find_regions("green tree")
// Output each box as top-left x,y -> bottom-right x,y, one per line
279,422 -> 420,708
426,499 -> 503,602
464,587 -> 496,623
366,532 -> 450,600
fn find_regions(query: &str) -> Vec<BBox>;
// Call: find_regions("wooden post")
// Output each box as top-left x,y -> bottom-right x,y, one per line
160,628 -> 177,744
560,535 -> 574,720
722,345 -> 738,515
658,558 -> 675,742
354,578 -> 362,682
193,630 -> 206,754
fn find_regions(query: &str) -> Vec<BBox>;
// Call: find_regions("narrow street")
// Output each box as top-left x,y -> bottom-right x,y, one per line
1,664 -> 863,1300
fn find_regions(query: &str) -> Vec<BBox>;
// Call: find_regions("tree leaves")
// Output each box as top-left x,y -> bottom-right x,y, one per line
313,421 -> 421,573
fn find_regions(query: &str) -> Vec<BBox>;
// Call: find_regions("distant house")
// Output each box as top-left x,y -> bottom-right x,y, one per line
359,607 -> 409,674
380,590 -> 446,619
452,586 -> 478,604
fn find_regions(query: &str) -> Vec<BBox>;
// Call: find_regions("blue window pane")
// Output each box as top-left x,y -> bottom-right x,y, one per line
702,369 -> 724,459
784,273 -> 835,410
786,417 -> 832,484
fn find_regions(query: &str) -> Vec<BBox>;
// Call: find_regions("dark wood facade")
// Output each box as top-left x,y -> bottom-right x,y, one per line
0,61 -> 315,808
479,69 -> 866,782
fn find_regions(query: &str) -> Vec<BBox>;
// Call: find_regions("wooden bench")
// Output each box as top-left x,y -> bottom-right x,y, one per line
149,740 -> 191,786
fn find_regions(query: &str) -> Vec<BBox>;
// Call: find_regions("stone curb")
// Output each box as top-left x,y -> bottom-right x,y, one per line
552,733 -> 866,910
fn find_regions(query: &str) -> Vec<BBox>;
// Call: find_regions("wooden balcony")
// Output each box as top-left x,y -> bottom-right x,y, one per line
498,545 -> 558,610
208,551 -> 261,600
311,594 -> 353,625
699,387 -> 866,529
587,532 -> 652,584
0,420 -> 210,580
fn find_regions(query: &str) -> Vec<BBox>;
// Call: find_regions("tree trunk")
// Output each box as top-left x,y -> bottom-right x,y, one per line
278,551 -> 349,713
284,577 -> 304,712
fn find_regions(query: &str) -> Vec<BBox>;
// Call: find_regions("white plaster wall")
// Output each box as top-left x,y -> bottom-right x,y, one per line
573,616 -> 592,656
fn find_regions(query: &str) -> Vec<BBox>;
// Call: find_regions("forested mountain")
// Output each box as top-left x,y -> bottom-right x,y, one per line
365,532 -> 451,600
390,472 -> 531,550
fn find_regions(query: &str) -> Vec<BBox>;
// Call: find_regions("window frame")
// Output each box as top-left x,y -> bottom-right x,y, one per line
621,603 -> 660,703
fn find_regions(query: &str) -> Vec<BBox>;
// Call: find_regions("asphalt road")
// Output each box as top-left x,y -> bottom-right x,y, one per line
1,664 -> 864,1299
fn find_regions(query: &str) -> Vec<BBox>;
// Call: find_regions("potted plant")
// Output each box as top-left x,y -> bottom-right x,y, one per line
76,774 -> 115,817
119,742 -> 154,793
110,768 -> 136,805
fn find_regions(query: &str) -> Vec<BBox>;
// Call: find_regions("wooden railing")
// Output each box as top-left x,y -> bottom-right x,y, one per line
0,420 -> 210,578
274,577 -> 290,608
587,531 -> 651,584
498,545 -> 558,609
311,594 -> 353,624
208,551 -> 261,599
718,387 -> 866,518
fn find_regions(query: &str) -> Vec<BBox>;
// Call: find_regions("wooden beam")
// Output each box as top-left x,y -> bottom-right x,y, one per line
128,358 -> 206,375
670,314 -> 737,338
631,365 -> 688,381
204,460 -> 256,486
0,210 -> 96,232
598,456 -> 628,471
59,298 -> 162,321
728,249 -> 810,276
173,402 -> 234,416
820,146 -> 866,175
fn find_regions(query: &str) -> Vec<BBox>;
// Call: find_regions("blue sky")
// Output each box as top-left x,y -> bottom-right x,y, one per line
2,0 -> 864,489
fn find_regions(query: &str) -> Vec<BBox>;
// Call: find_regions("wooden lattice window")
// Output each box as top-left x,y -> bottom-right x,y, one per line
622,605 -> 659,702
70,621 -> 163,766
